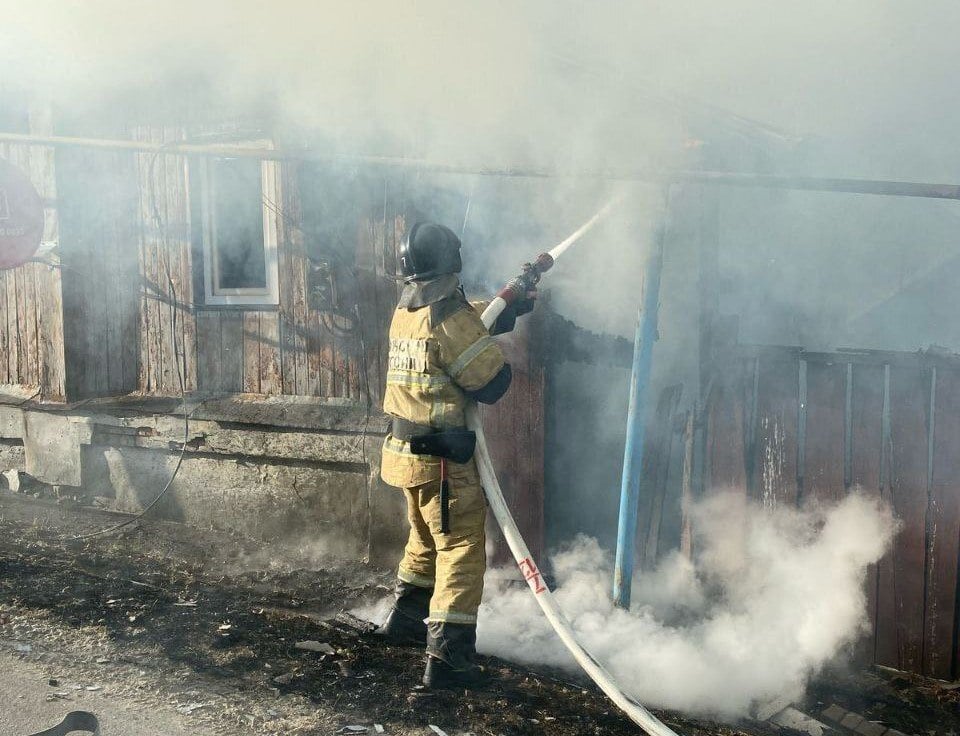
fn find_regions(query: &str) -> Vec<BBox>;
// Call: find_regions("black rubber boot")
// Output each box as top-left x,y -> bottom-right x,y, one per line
376,580 -> 432,646
422,621 -> 488,689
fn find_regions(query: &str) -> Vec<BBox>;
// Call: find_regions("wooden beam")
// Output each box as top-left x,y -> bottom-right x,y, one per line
2,131 -> 960,200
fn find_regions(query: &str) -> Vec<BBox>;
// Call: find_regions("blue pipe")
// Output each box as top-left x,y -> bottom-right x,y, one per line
612,217 -> 667,609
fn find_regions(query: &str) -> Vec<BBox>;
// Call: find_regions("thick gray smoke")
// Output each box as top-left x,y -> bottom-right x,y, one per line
4,2 -> 960,348
0,2 -> 934,717
7,1 -> 960,173
478,492 -> 896,718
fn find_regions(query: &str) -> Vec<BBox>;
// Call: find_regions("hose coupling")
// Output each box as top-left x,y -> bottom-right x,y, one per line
496,253 -> 553,304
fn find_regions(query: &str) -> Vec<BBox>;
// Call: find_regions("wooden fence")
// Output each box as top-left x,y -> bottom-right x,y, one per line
705,345 -> 960,679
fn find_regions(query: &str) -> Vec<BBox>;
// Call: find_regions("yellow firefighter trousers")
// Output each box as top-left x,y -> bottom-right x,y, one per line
396,459 -> 486,625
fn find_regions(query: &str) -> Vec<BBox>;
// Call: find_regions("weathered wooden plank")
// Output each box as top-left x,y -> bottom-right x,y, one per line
51,145 -> 82,399
179,150 -> 197,392
137,130 -> 155,393
804,361 -> 846,505
34,260 -> 66,401
24,261 -> 40,387
679,412 -> 696,560
134,141 -> 156,393
319,313 -> 336,397
14,264 -> 28,385
149,237 -> 166,393
285,162 -> 310,398
163,136 -> 194,393
306,311 -> 322,397
294,283 -> 311,398
348,327 -> 363,402
753,357 -> 799,508
5,144 -> 27,384
0,143 -> 10,385
242,311 -> 261,394
105,152 -> 140,396
334,330 -> 351,400
482,320 -> 545,565
277,162 -> 298,395
135,124 -> 194,397
356,217 -> 383,406
5,267 -> 18,384
92,209 -> 110,395
115,149 -> 140,395
150,129 -> 170,394
0,262 -> 8,383
924,368 -> 960,678
876,366 -> 930,672
364,251 -> 383,404
259,310 -> 282,395
705,361 -> 748,493
156,142 -> 177,394
850,363 -> 885,665
280,312 -> 298,395
133,146 -> 147,392
639,385 -> 682,569
98,170 -> 118,395
8,144 -> 33,386
24,115 -> 65,401
195,310 -> 222,393
356,203 -> 402,407
219,310 -> 244,393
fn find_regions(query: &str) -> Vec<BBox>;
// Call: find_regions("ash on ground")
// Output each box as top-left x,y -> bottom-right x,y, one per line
0,491 -> 955,736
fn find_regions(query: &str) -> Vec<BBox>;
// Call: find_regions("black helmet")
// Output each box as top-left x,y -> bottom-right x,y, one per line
398,222 -> 462,281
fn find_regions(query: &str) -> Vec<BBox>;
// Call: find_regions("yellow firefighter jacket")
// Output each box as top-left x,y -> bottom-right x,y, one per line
380,281 -> 506,489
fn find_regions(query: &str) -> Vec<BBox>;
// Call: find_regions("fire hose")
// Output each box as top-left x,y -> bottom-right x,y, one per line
469,194 -> 680,736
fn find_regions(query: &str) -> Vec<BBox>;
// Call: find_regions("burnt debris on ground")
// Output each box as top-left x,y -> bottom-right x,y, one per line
0,493 -> 956,736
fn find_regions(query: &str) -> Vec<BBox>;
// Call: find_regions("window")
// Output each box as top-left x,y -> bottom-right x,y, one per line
197,154 -> 280,306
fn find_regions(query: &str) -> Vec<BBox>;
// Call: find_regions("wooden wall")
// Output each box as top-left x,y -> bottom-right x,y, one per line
58,139 -> 140,399
130,129 -> 402,404
1,120 -> 550,568
704,346 -> 960,679
0,109 -> 66,402
134,127 -> 196,396
484,312 -> 547,564
51,126 -> 403,405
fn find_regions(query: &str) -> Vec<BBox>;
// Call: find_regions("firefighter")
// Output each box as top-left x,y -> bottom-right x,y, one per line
378,221 -> 534,689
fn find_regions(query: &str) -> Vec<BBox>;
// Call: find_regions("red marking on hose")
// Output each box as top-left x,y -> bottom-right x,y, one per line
518,557 -> 547,594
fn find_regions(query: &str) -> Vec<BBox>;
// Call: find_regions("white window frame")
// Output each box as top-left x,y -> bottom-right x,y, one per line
198,144 -> 280,307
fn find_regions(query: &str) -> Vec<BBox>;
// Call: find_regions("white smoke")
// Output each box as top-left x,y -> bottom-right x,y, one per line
478,491 -> 896,719
4,1 -> 960,349
5,1 -> 960,178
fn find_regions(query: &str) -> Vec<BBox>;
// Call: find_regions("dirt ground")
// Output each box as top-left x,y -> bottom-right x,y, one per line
0,491 -> 957,736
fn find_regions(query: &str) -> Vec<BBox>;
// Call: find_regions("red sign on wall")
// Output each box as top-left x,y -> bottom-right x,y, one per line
0,158 -> 44,269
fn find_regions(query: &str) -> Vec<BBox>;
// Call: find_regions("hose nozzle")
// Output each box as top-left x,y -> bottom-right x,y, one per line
496,252 -> 553,304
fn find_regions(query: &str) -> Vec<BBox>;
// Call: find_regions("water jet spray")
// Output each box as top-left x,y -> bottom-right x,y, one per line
470,192 -> 680,736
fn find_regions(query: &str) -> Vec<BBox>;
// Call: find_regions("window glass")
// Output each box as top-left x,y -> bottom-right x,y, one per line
211,158 -> 266,290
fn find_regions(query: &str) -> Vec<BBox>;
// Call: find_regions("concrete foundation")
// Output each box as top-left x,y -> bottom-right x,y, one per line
0,396 -> 407,565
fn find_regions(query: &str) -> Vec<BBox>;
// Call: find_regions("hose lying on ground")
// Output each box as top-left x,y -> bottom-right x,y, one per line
470,195 -> 680,736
